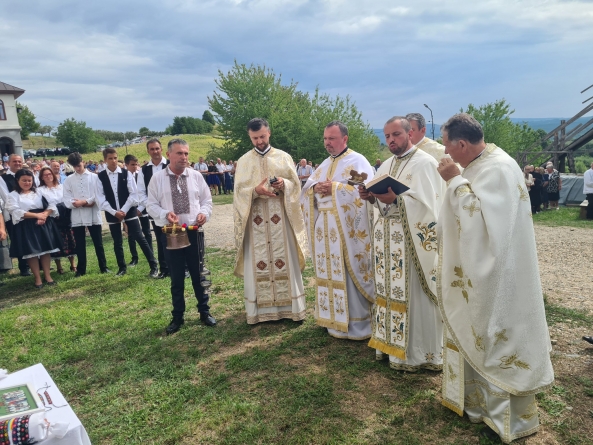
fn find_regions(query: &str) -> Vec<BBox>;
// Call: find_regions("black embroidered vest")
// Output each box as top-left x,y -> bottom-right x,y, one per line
141,160 -> 169,189
1,174 -> 16,193
97,168 -> 137,223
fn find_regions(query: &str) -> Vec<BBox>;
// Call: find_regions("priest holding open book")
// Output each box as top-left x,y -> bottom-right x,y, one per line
359,116 -> 446,372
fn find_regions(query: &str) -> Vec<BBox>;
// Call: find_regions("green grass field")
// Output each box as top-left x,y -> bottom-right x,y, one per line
532,206 -> 591,229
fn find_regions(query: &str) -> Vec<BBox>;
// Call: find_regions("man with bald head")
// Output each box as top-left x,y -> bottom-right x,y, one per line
360,116 -> 445,371
0,154 -> 31,275
405,113 -> 446,161
296,158 -> 313,187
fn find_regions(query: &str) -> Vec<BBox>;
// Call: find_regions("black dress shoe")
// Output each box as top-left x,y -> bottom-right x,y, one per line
185,269 -> 190,279
149,267 -> 159,278
101,268 -> 112,274
34,283 -> 43,289
200,312 -> 217,327
157,271 -> 170,279
166,318 -> 184,335
74,271 -> 85,278
116,268 -> 127,276
20,270 -> 32,277
45,280 -> 57,286
583,336 -> 593,345
129,258 -> 138,267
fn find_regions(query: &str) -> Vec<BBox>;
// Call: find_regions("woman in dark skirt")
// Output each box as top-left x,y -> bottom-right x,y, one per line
6,169 -> 62,288
38,166 -> 76,273
207,160 -> 220,195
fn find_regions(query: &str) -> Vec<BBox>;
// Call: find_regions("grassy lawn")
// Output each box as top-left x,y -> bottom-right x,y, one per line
532,206 -> 592,229
1,232 -> 592,444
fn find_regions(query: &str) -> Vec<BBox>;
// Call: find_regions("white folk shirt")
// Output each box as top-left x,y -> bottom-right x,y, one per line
38,184 -> 64,207
95,167 -> 139,224
63,170 -> 102,227
0,169 -> 17,221
146,166 -> 212,227
584,168 -> 593,194
6,190 -> 58,224
137,158 -> 168,213
97,163 -> 107,173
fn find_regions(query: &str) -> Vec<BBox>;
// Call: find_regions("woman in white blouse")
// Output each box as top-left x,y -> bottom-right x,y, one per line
39,167 -> 77,274
6,169 -> 62,288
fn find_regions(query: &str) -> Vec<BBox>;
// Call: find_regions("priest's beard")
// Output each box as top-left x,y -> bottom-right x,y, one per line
389,139 -> 409,157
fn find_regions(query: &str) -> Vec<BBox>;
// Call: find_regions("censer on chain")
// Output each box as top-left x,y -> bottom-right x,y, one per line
198,225 -> 212,294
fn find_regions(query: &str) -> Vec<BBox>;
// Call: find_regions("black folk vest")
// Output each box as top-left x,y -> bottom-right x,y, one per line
97,168 -> 137,223
1,173 -> 17,193
141,159 -> 169,189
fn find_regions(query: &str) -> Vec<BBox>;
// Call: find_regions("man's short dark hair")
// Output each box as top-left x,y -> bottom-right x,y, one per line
441,113 -> 484,144
385,116 -> 412,132
325,120 -> 348,137
146,138 -> 161,150
68,152 -> 83,167
124,154 -> 138,165
247,118 -> 270,132
14,168 -> 37,193
405,113 -> 426,130
103,148 -> 117,159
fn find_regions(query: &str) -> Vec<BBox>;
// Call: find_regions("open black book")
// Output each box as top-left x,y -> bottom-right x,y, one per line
364,174 -> 410,195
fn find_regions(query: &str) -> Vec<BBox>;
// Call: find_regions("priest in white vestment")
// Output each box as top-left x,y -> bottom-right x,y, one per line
361,117 -> 445,371
436,113 -> 554,443
406,113 -> 447,162
233,118 -> 308,324
301,121 -> 375,340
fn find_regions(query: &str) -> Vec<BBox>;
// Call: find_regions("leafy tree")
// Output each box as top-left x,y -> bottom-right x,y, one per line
125,131 -> 138,140
208,61 -> 379,163
56,118 -> 104,154
202,110 -> 215,125
39,125 -> 53,137
16,101 -> 40,140
165,116 -> 213,135
139,127 -> 150,137
462,99 -> 541,158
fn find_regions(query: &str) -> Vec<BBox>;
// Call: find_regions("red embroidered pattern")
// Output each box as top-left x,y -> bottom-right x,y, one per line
256,261 -> 267,270
253,215 -> 263,226
275,259 -> 285,269
270,214 -> 281,224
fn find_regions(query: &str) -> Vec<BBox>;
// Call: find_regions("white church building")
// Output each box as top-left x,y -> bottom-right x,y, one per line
0,81 -> 25,158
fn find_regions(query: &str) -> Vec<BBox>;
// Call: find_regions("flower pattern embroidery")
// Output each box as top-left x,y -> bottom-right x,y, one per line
450,266 -> 472,303
415,222 -> 437,251
391,249 -> 403,280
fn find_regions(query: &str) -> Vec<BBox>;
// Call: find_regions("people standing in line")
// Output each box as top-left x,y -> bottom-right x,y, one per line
96,148 -> 158,278
137,138 -> 170,279
301,121 -> 375,340
63,152 -> 110,277
124,154 -> 154,266
38,166 -> 77,275
0,155 -> 31,276
546,162 -> 562,210
6,169 -> 61,288
146,138 -> 216,334
436,113 -> 554,443
360,116 -> 445,371
405,112 -> 447,161
233,118 -> 308,325
584,161 -> 593,220
296,159 -> 314,187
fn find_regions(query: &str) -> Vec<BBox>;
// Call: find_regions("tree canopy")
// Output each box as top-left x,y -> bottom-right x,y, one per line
207,61 -> 379,163
56,118 -> 104,153
165,116 -> 213,136
201,110 -> 215,125
16,101 -> 40,140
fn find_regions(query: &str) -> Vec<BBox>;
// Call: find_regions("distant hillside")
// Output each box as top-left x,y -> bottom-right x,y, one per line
373,116 -> 592,144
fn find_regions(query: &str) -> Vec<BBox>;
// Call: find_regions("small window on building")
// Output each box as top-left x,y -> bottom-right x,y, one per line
0,100 -> 6,120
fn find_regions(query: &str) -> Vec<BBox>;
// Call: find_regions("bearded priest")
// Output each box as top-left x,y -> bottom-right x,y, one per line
359,116 -> 446,371
437,113 -> 554,443
300,121 -> 375,340
233,118 -> 308,325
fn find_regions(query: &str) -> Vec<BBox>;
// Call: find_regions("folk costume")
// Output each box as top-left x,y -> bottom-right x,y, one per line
416,136 -> 447,162
146,166 -> 212,321
367,147 -> 445,371
438,144 -> 554,443
300,148 -> 375,340
233,146 -> 307,324
63,169 -> 108,275
0,170 -> 28,274
128,170 -> 154,263
38,184 -> 76,259
0,198 -> 11,272
6,190 -> 62,260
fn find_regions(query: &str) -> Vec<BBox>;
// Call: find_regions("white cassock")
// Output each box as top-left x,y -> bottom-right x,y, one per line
301,148 -> 375,340
416,136 -> 447,162
438,144 -> 554,443
233,147 -> 308,324
368,147 -> 446,371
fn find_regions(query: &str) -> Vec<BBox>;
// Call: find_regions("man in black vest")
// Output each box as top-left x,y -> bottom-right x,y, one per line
96,148 -> 158,277
137,139 -> 170,279
0,154 -> 31,276
124,154 -> 153,266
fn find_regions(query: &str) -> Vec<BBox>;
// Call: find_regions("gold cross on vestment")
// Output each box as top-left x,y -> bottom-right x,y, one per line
462,201 -> 481,217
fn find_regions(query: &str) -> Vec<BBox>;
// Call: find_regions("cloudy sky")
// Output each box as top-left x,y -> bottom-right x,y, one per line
2,0 -> 593,132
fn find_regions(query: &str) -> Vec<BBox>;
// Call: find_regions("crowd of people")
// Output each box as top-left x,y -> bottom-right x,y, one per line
523,162 -> 563,213
0,111 -> 580,443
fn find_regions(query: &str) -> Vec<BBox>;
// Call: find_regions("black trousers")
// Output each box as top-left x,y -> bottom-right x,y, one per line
5,219 -> 29,273
152,220 -> 168,273
160,230 -> 209,319
128,216 -> 153,260
72,225 -> 107,274
587,193 -> 593,220
218,173 -> 226,194
110,218 -> 157,270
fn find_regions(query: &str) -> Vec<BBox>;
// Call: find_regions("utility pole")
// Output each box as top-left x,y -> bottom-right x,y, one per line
424,104 -> 435,140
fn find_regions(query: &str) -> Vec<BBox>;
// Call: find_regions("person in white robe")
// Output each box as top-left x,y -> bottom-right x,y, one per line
233,118 -> 308,324
360,116 -> 445,371
436,113 -> 554,443
301,121 -> 375,340
406,113 -> 447,162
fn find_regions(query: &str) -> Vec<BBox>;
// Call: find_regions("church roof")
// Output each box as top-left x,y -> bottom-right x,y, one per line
0,81 -> 25,99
